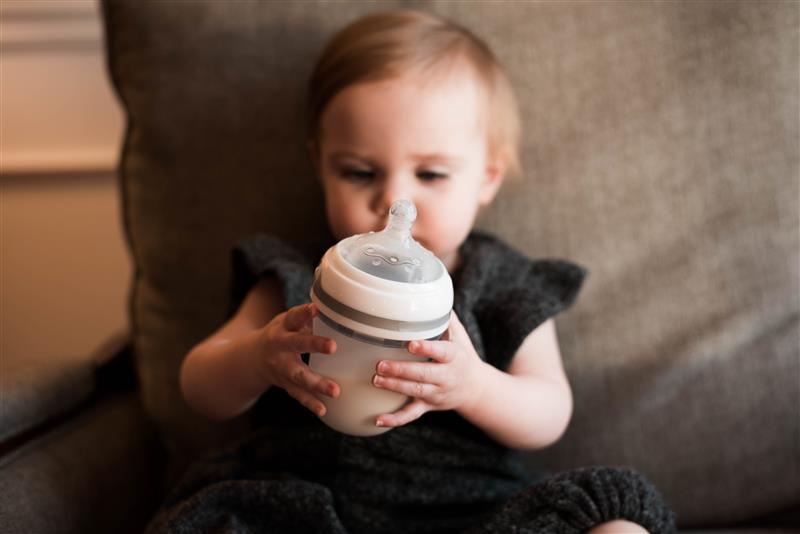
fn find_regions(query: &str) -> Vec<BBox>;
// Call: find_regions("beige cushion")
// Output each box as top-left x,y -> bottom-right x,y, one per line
102,0 -> 799,525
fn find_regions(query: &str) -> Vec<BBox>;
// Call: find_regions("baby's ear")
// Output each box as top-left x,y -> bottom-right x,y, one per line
479,151 -> 507,206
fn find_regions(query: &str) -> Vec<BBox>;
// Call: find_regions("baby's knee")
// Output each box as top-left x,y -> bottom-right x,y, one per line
588,519 -> 649,534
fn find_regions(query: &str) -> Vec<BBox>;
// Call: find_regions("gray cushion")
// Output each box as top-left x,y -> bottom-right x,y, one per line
1,353 -> 94,442
102,0 -> 799,526
0,393 -> 162,534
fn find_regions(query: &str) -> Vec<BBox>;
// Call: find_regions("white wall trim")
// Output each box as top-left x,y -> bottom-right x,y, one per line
0,0 -> 102,50
0,0 -> 124,176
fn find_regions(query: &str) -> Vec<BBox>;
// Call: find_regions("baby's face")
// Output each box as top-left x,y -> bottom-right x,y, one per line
315,65 -> 504,272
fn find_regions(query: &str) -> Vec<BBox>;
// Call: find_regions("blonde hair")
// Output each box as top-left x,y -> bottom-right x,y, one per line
307,10 -> 522,177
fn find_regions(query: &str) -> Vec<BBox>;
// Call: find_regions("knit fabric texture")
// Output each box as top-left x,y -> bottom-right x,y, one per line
145,231 -> 676,534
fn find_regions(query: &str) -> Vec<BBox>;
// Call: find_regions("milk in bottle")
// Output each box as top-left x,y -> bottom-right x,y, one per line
309,199 -> 453,436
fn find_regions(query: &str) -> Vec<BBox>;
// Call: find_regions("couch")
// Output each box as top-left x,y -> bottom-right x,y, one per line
2,1 -> 797,532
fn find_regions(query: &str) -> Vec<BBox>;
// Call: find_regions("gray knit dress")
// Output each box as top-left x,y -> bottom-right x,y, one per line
145,231 -> 676,534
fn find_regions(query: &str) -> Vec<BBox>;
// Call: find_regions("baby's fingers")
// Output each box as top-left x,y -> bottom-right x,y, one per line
376,360 -> 444,386
283,303 -> 318,332
279,332 -> 336,355
372,374 -> 437,399
287,364 -> 340,399
376,399 -> 429,428
408,339 -> 455,363
279,363 -> 339,416
284,383 -> 328,417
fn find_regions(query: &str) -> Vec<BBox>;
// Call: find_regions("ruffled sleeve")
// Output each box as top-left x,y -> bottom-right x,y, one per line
461,232 -> 587,371
228,233 -> 318,317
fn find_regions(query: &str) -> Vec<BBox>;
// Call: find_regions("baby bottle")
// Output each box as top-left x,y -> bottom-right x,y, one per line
308,199 -> 453,436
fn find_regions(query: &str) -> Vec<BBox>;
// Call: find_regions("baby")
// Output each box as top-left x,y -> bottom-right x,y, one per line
150,10 -> 675,534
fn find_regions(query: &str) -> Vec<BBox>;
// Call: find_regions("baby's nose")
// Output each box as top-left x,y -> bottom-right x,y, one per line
372,173 -> 412,218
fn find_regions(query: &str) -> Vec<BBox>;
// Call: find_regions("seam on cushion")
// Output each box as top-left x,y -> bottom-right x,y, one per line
99,0 -> 142,371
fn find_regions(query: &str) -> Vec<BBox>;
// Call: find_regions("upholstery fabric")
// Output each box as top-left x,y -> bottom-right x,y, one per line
0,393 -> 163,534
101,0 -> 799,527
1,353 -> 94,442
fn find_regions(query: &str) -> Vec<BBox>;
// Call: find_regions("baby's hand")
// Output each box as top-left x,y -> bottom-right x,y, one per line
372,311 -> 484,428
257,303 -> 339,417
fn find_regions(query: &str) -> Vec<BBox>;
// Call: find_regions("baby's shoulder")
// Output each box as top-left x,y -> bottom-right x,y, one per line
230,232 -> 324,314
460,230 -> 587,291
462,230 -> 532,269
459,231 -> 587,370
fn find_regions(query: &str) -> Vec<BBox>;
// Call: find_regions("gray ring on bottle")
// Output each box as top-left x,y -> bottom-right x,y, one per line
316,312 -> 442,348
312,277 -> 451,333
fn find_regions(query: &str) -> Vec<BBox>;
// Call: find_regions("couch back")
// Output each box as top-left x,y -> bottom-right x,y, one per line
102,0 -> 799,526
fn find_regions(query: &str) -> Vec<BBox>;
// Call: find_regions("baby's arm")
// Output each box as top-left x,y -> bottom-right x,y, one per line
373,313 -> 572,450
457,318 -> 573,449
180,277 -> 338,420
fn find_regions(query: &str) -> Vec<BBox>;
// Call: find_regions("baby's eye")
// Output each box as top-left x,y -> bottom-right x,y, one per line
341,169 -> 376,182
417,170 -> 448,182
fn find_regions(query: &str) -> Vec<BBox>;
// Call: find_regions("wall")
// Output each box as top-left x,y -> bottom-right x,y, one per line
1,0 -> 130,365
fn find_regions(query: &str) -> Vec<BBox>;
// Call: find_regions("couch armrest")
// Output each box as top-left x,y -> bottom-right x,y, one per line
0,331 -> 131,446
0,391 -> 164,534
0,333 -> 166,534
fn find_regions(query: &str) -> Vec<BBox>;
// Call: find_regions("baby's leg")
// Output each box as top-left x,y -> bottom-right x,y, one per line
589,520 -> 649,533
471,466 -> 675,534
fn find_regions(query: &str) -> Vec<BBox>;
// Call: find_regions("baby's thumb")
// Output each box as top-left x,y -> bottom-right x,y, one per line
446,310 -> 467,340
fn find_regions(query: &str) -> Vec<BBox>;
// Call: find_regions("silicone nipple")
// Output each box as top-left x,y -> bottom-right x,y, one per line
338,199 -> 442,283
385,199 -> 416,237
